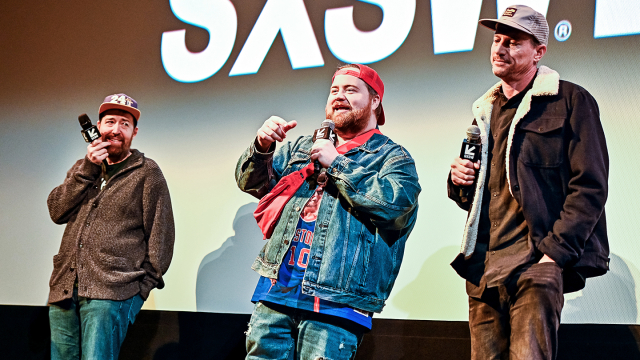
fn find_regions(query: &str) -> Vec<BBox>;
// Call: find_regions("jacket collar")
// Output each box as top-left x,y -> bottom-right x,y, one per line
347,132 -> 389,154
114,149 -> 144,173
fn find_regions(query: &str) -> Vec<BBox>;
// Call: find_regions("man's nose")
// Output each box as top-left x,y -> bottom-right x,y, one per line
334,91 -> 347,100
112,123 -> 121,134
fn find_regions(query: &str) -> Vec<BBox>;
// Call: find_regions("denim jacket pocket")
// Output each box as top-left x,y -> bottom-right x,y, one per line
281,150 -> 310,177
518,117 -> 565,167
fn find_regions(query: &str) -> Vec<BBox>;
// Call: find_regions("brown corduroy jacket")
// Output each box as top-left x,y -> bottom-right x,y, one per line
47,149 -> 175,304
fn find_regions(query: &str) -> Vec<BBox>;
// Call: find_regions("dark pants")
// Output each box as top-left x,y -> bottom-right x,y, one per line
468,262 -> 564,360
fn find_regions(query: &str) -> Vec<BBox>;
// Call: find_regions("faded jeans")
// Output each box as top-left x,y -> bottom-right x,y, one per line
49,287 -> 144,360
469,262 -> 564,360
246,301 -> 364,360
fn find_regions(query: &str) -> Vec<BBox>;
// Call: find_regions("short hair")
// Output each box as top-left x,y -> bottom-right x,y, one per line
99,110 -> 138,128
336,64 -> 383,120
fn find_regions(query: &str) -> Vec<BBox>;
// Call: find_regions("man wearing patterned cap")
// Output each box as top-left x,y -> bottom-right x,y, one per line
448,5 -> 609,359
236,64 -> 421,359
47,94 -> 175,359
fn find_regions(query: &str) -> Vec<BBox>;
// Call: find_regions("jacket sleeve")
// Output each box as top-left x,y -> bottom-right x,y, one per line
326,146 -> 421,231
139,162 -> 175,299
47,157 -> 102,224
447,172 -> 474,211
235,137 -> 301,199
537,88 -> 609,267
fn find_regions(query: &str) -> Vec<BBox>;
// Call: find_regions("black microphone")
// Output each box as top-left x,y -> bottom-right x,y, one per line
79,114 -> 101,143
78,114 -> 107,166
312,120 -> 337,174
459,125 -> 481,200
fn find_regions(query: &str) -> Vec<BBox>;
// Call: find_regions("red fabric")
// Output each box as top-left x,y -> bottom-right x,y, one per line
254,129 -> 382,240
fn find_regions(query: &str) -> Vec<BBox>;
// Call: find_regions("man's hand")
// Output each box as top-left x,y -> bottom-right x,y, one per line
256,116 -> 298,152
450,157 -> 480,186
538,254 -> 556,264
310,139 -> 339,169
87,139 -> 111,165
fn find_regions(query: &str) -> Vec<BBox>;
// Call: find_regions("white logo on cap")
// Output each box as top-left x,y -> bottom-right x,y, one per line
109,95 -> 132,106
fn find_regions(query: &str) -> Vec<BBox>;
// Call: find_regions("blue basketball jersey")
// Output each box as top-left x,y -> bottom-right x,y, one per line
251,186 -> 372,329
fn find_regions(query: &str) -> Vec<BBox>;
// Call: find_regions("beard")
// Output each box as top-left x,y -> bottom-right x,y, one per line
103,133 -> 133,163
325,101 -> 372,134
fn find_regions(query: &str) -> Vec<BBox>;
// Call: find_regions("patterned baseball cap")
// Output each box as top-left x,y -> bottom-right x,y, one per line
98,93 -> 141,121
332,64 -> 386,125
479,5 -> 549,45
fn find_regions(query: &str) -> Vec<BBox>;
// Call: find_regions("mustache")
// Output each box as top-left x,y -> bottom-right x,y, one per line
104,134 -> 125,142
331,100 -> 351,109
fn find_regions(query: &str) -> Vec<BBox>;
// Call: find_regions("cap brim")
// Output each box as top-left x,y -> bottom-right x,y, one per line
99,103 -> 141,121
479,18 -> 536,38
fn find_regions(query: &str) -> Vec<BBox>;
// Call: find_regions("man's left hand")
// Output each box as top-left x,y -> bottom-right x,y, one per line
310,139 -> 339,169
538,254 -> 556,264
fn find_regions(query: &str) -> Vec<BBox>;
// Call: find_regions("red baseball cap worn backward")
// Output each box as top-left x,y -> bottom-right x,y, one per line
332,64 -> 385,125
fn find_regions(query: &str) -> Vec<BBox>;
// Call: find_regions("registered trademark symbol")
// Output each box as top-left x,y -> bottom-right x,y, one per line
555,20 -> 572,42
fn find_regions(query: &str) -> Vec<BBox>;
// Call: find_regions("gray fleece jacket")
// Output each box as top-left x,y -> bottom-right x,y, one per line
47,149 -> 175,304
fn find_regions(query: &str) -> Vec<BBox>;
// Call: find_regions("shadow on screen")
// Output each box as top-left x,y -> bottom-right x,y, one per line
195,202 -> 264,314
563,253 -> 638,323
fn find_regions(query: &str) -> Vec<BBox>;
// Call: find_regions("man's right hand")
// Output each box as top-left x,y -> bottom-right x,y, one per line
450,157 -> 480,186
87,139 -> 111,165
256,116 -> 297,152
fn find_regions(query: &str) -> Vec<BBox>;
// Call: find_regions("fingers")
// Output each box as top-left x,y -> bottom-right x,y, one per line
256,117 -> 297,151
450,157 -> 478,186
310,139 -> 338,168
283,120 -> 297,132
87,140 -> 111,165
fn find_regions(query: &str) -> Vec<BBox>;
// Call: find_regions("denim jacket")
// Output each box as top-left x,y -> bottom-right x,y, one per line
236,132 -> 420,313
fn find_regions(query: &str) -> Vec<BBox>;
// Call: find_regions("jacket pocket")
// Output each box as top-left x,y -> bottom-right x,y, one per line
49,254 -> 66,287
281,151 -> 310,177
518,117 -> 565,167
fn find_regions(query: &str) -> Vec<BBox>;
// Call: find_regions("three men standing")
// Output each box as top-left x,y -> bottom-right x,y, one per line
236,64 -> 421,359
449,5 -> 609,359
47,94 -> 175,359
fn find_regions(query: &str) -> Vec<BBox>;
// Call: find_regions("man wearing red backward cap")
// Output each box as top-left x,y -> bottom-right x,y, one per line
236,64 -> 421,359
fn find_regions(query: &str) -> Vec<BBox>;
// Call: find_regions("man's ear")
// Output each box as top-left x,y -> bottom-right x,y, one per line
132,126 -> 139,138
534,44 -> 547,63
371,94 -> 381,111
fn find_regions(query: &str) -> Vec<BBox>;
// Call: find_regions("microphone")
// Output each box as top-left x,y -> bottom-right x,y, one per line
79,114 -> 101,143
312,120 -> 337,174
459,125 -> 481,200
78,114 -> 107,166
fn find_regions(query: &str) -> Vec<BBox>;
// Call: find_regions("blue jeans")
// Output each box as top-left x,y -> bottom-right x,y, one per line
246,302 -> 364,360
49,288 -> 145,360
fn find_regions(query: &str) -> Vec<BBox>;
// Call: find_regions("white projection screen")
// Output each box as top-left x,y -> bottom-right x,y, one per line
1,0 -> 639,325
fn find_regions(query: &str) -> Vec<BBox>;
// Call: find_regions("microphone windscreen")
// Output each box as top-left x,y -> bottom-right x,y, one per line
321,119 -> 335,130
466,125 -> 481,143
78,114 -> 92,130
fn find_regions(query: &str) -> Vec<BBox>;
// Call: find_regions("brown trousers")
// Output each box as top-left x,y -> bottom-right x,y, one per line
469,262 -> 564,360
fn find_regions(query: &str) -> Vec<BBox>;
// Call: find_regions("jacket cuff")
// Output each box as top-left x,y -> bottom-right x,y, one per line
537,236 -> 573,268
249,138 -> 275,161
326,154 -> 350,176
